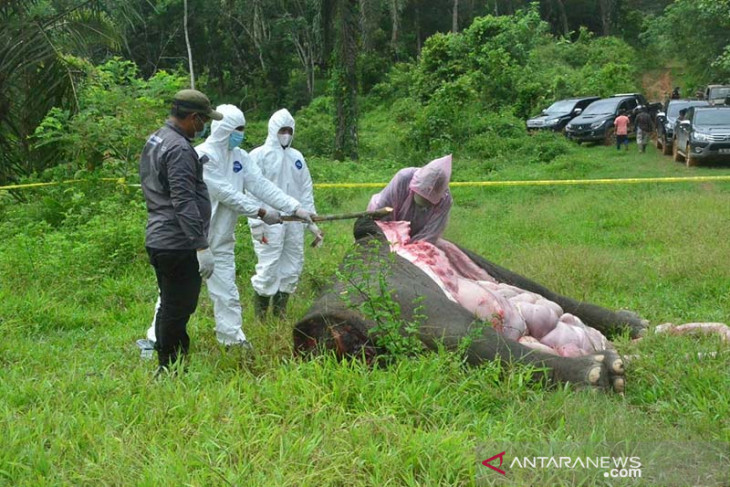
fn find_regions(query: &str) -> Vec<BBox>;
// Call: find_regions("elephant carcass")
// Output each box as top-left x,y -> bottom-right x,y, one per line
294,218 -> 646,392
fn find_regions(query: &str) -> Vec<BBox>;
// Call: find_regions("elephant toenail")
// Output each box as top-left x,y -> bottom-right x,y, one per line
612,360 -> 624,374
587,366 -> 601,384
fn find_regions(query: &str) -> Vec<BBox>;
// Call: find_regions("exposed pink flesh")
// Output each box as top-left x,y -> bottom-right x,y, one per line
376,220 -> 610,356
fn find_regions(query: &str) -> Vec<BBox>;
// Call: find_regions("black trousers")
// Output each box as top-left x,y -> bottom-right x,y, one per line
146,247 -> 201,367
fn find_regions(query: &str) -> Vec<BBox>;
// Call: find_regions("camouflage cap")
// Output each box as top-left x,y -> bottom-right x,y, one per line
172,89 -> 223,120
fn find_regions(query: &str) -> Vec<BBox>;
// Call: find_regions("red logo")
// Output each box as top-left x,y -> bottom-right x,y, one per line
482,451 -> 507,475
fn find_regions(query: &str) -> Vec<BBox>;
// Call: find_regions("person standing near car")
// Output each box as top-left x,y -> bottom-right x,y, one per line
139,89 -> 223,375
613,110 -> 630,151
635,106 -> 653,153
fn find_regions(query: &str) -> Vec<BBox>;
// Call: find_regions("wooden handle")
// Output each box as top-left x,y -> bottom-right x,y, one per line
281,206 -> 393,222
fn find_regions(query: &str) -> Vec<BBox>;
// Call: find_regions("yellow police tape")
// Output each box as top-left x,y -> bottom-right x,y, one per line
315,175 -> 730,188
3,175 -> 730,191
0,178 -> 128,190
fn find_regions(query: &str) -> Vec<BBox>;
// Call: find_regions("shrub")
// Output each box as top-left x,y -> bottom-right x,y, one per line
32,57 -> 188,182
293,96 -> 335,158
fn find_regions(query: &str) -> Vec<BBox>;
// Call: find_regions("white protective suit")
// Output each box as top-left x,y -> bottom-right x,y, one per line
146,104 -> 301,345
247,109 -> 317,297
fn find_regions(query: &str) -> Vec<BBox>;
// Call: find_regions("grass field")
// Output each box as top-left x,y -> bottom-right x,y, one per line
1,139 -> 729,486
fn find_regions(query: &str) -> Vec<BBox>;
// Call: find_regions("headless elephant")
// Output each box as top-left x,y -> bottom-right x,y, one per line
293,217 -> 647,393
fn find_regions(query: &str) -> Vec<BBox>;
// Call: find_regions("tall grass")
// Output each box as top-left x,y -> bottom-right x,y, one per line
1,140 -> 729,485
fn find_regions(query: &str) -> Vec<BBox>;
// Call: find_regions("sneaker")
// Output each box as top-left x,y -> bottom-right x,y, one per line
136,339 -> 155,360
226,339 -> 254,351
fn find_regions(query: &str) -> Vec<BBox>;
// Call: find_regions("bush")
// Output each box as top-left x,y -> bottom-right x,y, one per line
293,96 -> 335,158
32,57 -> 188,182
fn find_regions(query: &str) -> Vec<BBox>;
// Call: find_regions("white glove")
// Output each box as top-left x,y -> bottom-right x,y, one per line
295,207 -> 314,224
308,223 -> 324,248
261,208 -> 282,225
196,248 -> 215,279
251,225 -> 268,244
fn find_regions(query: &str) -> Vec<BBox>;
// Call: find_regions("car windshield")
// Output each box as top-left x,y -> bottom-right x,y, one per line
708,87 -> 730,100
581,98 -> 619,115
667,101 -> 709,118
543,100 -> 575,115
693,110 -> 730,125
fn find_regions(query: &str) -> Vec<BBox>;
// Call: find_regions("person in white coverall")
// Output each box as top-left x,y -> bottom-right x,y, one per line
247,108 -> 323,319
145,104 -> 314,347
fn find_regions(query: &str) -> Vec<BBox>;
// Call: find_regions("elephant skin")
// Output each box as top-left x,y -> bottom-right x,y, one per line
294,218 -> 647,393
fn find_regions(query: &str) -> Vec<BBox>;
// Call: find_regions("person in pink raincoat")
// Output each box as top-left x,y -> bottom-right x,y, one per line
367,154 -> 453,243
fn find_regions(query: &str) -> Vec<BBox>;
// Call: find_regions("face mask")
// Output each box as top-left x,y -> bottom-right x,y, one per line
278,133 -> 292,147
228,130 -> 244,150
193,115 -> 208,139
413,193 -> 432,208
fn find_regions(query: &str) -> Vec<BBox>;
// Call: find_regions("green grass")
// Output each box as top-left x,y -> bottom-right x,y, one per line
1,140 -> 729,486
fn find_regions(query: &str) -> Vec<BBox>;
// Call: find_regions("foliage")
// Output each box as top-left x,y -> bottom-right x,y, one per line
32,57 -> 187,180
642,0 -> 730,87
0,0 -> 122,190
335,239 -> 425,360
292,96 -> 335,158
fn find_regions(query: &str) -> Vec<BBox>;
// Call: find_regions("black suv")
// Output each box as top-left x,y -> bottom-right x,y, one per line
672,106 -> 730,166
526,97 -> 599,132
564,94 -> 659,144
655,99 -> 709,155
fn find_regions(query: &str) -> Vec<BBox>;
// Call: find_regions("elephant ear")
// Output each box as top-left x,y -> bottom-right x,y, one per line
353,216 -> 387,241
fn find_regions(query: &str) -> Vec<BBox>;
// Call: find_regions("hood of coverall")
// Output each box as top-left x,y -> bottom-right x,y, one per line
409,154 -> 452,205
264,108 -> 296,148
199,104 -> 246,157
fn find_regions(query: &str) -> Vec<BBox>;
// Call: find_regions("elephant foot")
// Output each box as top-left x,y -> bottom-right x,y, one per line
550,349 -> 625,394
615,309 -> 649,338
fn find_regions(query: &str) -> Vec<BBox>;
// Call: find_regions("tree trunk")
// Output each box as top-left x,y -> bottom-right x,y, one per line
555,0 -> 569,36
599,0 -> 615,36
415,3 -> 421,54
390,0 -> 400,56
333,0 -> 359,161
183,0 -> 194,88
452,0 -> 459,33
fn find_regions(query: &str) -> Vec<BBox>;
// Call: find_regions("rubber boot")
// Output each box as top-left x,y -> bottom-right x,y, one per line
272,292 -> 290,319
254,293 -> 270,320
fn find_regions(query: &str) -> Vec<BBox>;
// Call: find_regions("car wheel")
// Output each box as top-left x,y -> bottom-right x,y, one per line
672,139 -> 685,162
686,144 -> 699,167
604,127 -> 616,146
662,136 -> 672,155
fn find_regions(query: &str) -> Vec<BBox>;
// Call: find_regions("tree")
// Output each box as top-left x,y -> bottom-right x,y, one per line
598,0 -> 617,35
332,0 -> 359,161
0,0 -> 120,190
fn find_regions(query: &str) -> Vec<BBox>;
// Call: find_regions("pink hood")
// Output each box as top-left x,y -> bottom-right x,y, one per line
409,154 -> 452,204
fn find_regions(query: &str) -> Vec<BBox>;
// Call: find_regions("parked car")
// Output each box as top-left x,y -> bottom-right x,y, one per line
703,84 -> 730,106
526,97 -> 599,132
564,94 -> 659,145
672,106 -> 730,166
655,99 -> 709,155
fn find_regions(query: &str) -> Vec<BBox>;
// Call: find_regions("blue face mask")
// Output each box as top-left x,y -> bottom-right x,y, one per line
228,130 -> 245,150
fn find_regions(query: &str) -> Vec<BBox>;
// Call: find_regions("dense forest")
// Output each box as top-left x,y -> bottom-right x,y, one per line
2,0 -> 730,190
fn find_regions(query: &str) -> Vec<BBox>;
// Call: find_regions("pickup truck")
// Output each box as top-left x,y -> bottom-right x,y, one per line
526,97 -> 600,132
655,99 -> 709,155
564,93 -> 661,145
703,85 -> 730,106
672,106 -> 730,166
